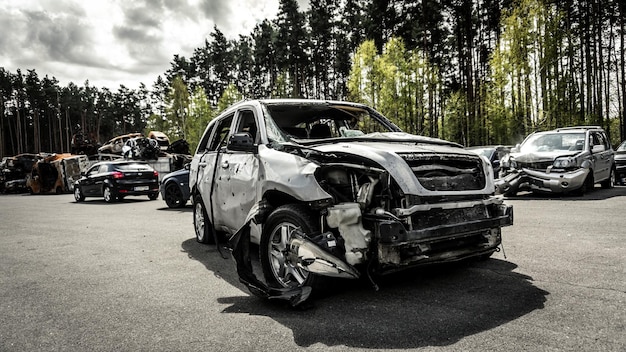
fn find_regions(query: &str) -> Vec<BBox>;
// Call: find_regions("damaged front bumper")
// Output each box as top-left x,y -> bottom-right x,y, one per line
496,167 -> 589,194
371,199 -> 513,271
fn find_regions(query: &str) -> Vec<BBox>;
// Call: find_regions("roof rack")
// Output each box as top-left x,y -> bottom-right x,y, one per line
555,126 -> 602,131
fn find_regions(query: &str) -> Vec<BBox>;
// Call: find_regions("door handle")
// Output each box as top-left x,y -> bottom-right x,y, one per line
221,161 -> 229,168
198,162 -> 207,167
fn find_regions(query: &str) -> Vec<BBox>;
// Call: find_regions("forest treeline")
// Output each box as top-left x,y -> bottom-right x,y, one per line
2,0 -> 626,157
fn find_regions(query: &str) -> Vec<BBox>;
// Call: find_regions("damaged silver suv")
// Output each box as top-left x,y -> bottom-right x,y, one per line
496,126 -> 615,196
190,99 -> 513,305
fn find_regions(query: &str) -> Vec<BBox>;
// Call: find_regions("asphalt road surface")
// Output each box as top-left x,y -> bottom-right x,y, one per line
1,187 -> 624,352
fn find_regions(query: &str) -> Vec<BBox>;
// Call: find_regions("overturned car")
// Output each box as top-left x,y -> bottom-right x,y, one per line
190,99 -> 513,305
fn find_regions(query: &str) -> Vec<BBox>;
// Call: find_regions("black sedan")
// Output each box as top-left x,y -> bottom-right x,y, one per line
159,165 -> 190,208
74,161 -> 159,203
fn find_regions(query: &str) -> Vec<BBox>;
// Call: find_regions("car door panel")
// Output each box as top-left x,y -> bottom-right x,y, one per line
212,151 -> 259,233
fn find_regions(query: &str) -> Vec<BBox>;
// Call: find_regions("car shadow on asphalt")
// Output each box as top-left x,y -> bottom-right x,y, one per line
503,185 -> 626,201
181,238 -> 548,349
156,205 -> 193,212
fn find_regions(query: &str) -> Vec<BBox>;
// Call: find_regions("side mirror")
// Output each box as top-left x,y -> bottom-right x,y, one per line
227,133 -> 257,153
591,145 -> 605,153
184,163 -> 191,171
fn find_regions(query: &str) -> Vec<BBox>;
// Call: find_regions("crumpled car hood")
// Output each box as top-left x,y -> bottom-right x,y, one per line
297,136 -> 488,196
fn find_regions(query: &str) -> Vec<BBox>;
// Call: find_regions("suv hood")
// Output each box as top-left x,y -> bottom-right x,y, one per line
511,150 -> 579,163
290,136 -> 491,196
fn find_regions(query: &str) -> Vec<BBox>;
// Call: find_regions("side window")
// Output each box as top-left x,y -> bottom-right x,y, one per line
600,132 -> 611,149
208,114 -> 234,151
234,110 -> 258,143
591,132 -> 605,152
197,123 -> 216,153
98,165 -> 108,173
87,166 -> 99,176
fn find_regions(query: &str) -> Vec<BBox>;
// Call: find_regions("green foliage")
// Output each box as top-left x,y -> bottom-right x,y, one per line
348,37 -> 442,138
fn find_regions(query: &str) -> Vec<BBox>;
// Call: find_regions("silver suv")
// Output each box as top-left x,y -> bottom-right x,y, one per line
496,126 -> 615,196
190,99 -> 513,305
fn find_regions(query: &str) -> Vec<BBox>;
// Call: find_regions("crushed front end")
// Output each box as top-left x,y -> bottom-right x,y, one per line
310,145 -> 514,276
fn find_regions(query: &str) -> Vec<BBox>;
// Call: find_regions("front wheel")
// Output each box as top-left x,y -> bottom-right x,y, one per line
164,183 -> 184,208
575,173 -> 594,196
74,186 -> 85,202
193,196 -> 214,244
260,204 -> 320,289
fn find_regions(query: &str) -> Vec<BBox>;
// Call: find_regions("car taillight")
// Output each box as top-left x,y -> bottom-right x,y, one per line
153,170 -> 159,178
112,171 -> 124,179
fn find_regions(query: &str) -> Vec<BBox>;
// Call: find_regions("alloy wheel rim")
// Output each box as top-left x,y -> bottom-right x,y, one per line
268,222 -> 308,287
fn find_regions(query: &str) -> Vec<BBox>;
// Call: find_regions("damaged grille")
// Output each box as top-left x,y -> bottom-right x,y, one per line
517,161 -> 553,171
410,205 -> 488,232
399,153 -> 486,191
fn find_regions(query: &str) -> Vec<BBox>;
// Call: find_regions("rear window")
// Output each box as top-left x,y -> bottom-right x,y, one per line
113,163 -> 153,171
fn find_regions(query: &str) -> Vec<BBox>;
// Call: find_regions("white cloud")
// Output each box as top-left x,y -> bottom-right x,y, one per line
0,0 -> 281,90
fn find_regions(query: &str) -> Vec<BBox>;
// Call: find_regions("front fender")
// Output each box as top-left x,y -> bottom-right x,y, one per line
258,145 -> 331,202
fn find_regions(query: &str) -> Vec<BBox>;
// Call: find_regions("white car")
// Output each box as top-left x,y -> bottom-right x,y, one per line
189,99 -> 513,305
497,126 -> 615,196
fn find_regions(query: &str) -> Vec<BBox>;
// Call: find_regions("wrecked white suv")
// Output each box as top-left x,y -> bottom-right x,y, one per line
190,99 -> 513,305
496,126 -> 615,196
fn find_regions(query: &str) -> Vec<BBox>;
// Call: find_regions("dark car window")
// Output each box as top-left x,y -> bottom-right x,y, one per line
114,163 -> 153,171
208,114 -> 234,151
87,166 -> 100,176
197,123 -> 216,153
235,110 -> 258,143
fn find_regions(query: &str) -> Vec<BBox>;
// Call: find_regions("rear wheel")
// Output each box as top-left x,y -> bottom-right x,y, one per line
148,192 -> 158,200
193,196 -> 214,244
260,204 -> 320,289
103,186 -> 116,203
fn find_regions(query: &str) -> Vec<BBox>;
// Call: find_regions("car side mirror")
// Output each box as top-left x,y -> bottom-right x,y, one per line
227,133 -> 257,153
591,145 -> 605,153
184,163 -> 190,170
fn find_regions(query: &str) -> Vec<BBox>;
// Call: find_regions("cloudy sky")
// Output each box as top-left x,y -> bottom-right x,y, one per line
0,0 -> 298,90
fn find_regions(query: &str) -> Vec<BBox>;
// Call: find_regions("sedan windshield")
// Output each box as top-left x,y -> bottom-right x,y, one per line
520,132 -> 585,153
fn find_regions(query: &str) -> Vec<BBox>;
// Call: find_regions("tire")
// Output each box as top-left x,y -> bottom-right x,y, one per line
148,192 -> 159,200
103,186 -> 116,203
74,186 -> 85,202
164,183 -> 184,208
260,204 -> 321,289
193,196 -> 214,244
601,167 -> 615,189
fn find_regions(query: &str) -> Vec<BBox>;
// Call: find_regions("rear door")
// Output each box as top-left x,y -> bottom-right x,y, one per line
193,114 -> 235,232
